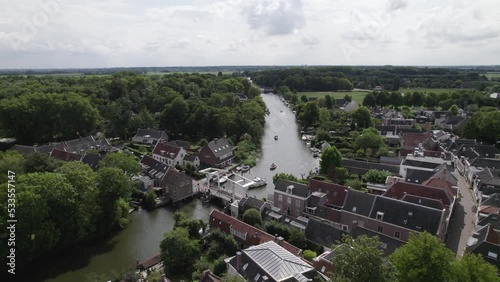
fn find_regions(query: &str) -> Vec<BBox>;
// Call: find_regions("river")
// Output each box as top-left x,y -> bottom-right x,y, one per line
34,93 -> 319,282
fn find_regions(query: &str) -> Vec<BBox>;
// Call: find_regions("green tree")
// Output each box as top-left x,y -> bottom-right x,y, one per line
161,96 -> 189,134
129,108 -> 158,134
351,106 -> 373,129
99,153 -> 140,176
453,253 -> 500,282
303,250 -> 317,261
264,220 -> 291,240
345,179 -> 364,190
390,232 -> 455,282
362,93 -> 376,107
273,173 -> 300,184
174,211 -> 206,239
331,235 -> 396,282
389,92 -> 403,108
242,208 -> 262,227
205,229 -> 238,260
344,94 -> 352,102
160,227 -> 200,276
24,152 -> 63,173
449,104 -> 459,116
142,191 -> 157,211
334,167 -> 349,184
288,227 -> 307,249
0,150 -> 25,183
213,256 -> 228,276
300,101 -> 320,127
146,270 -> 162,282
320,146 -> 342,176
325,95 -> 333,109
353,128 -> 384,151
362,170 -> 392,184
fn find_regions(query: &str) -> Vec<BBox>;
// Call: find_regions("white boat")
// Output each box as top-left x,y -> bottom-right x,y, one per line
218,177 -> 228,184
248,177 -> 267,189
241,165 -> 250,172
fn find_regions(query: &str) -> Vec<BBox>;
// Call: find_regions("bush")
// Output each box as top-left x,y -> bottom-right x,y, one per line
303,250 -> 317,261
213,257 -> 227,276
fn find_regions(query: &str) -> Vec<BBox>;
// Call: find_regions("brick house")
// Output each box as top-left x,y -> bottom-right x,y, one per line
273,179 -> 311,218
199,138 -> 235,168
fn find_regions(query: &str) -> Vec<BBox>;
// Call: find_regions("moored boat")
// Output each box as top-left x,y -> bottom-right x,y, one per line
274,135 -> 278,140
248,177 -> 267,189
241,165 -> 250,172
270,163 -> 277,170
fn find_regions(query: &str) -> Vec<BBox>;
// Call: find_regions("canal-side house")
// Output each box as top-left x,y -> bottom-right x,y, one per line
49,148 -> 83,162
225,241 -> 319,282
474,169 -> 500,199
273,180 -> 311,218
199,138 -> 235,168
132,128 -> 168,145
209,209 -> 302,256
466,221 -> 500,272
152,140 -> 187,166
140,155 -> 193,203
183,154 -> 201,169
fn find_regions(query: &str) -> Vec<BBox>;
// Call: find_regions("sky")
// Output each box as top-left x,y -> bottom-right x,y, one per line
0,0 -> 499,68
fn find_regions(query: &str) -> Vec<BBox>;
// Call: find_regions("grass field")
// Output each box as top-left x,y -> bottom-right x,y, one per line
398,88 -> 473,94
485,73 -> 500,80
299,91 -> 369,104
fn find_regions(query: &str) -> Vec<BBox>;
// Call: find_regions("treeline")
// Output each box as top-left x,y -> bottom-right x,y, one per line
0,72 -> 265,146
0,151 -> 140,270
251,66 -> 495,92
362,90 -> 496,110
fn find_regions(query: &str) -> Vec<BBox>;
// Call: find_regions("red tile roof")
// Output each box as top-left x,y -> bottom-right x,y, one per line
309,179 -> 348,207
480,205 -> 500,216
384,181 -> 454,208
209,209 -> 301,256
401,132 -> 432,148
422,178 -> 457,196
50,148 -> 83,162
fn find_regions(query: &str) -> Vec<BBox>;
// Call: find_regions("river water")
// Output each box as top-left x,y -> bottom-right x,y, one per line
35,94 -> 318,282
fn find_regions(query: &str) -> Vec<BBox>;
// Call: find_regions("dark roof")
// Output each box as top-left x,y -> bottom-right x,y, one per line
36,142 -> 65,154
50,148 -> 83,162
401,194 -> 445,210
375,125 -> 397,133
466,224 -> 500,269
478,214 -> 500,231
308,179 -> 348,208
168,140 -> 190,151
137,253 -> 162,270
11,145 -> 36,155
482,194 -> 500,208
469,158 -> 500,170
341,159 -> 400,175
153,140 -> 182,159
369,196 -> 443,234
343,190 -> 376,217
396,128 -> 423,134
132,128 -> 168,143
456,145 -> 497,159
200,270 -> 221,282
81,153 -> 103,170
441,116 -> 466,126
405,168 -> 435,184
380,157 -> 402,165
206,138 -> 234,160
184,154 -> 198,162
64,136 -> 95,148
239,197 -> 267,212
400,132 -> 432,148
140,155 -> 169,181
476,170 -> 500,193
307,192 -> 327,208
305,217 -> 346,248
351,225 -> 405,256
314,205 -> 342,223
402,159 -> 442,170
432,111 -> 450,118
275,179 -> 310,198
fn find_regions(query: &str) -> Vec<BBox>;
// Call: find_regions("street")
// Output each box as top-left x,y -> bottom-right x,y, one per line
446,173 -> 478,256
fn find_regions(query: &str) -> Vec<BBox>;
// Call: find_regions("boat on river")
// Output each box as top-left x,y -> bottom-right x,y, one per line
241,165 -> 250,172
248,177 -> 267,189
218,177 -> 228,184
274,135 -> 278,140
270,163 -> 277,170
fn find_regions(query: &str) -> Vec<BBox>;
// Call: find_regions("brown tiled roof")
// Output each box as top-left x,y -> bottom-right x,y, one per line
209,209 -> 301,255
480,205 -> 500,216
137,253 -> 161,270
50,148 -> 83,162
401,132 -> 432,148
422,178 -> 456,196
308,179 -> 348,208
384,181 -> 453,208
153,140 -> 181,158
199,270 -> 221,282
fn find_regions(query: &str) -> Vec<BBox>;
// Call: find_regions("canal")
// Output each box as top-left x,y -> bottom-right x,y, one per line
36,94 -> 318,282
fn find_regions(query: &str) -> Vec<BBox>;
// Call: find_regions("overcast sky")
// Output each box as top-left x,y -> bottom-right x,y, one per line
1,0 -> 499,68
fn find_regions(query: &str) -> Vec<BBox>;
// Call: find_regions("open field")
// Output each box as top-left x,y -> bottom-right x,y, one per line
398,88 -> 473,94
485,72 -> 500,80
299,91 -> 369,104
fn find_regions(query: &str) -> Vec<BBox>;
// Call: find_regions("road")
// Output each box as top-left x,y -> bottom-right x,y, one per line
446,173 -> 478,256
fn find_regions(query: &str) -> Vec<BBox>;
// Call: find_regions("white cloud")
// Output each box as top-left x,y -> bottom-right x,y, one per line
242,0 -> 305,35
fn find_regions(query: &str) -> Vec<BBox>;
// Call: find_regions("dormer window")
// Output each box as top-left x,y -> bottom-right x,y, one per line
376,212 -> 384,221
352,207 -> 357,213
488,251 -> 498,260
408,212 -> 413,216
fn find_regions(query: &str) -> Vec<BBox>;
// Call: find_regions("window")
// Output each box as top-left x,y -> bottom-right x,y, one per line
296,209 -> 301,216
403,219 -> 408,224
254,273 -> 261,282
377,226 -> 383,233
243,263 -> 248,271
333,192 -> 338,197
488,251 -> 498,260
376,212 -> 384,220
295,200 -> 301,207
321,266 -> 326,273
342,225 -> 349,231
287,197 -> 291,204
408,212 -> 413,216
278,195 -> 283,202
352,207 -> 357,213
395,231 -> 401,239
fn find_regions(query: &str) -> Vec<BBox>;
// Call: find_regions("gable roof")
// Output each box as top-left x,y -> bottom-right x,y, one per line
422,178 -> 456,196
341,159 -> 400,174
140,155 -> 170,182
384,181 -> 454,208
184,154 -> 198,162
469,158 -> 500,170
239,241 -> 314,282
81,153 -> 103,170
405,168 -> 436,184
343,190 -> 376,217
305,217 -> 346,248
132,128 -> 168,142
239,197 -> 267,212
50,148 -> 83,162
206,138 -> 233,159
168,140 -> 191,151
350,225 -> 405,256
482,194 -> 500,207
478,214 -> 500,231
370,196 -> 444,234
153,140 -> 182,159
209,209 -> 301,256
400,132 -> 432,148
402,159 -> 442,170
308,179 -> 348,208
401,194 -> 445,210
275,179 -> 310,198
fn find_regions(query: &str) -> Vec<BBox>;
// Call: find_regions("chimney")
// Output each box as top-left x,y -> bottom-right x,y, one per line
236,251 -> 242,269
214,138 -> 218,143
277,236 -> 284,246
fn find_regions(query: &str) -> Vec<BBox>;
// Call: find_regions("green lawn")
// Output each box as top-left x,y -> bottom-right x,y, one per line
398,88 -> 473,94
485,73 -> 500,80
299,91 -> 369,104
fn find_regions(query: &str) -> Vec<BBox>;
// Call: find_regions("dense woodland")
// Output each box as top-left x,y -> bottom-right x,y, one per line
252,66 -> 498,91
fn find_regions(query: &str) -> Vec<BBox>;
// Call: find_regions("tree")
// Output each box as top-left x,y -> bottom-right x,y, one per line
303,250 -> 317,261
449,104 -> 459,116
0,150 -> 25,183
242,208 -> 262,227
273,173 -> 299,184
129,108 -> 158,134
344,94 -> 352,102
351,106 -> 373,129
325,95 -> 333,109
160,227 -> 200,276
174,211 -> 206,239
362,170 -> 392,184
390,232 -> 455,282
389,92 -> 403,108
142,191 -> 157,211
362,93 -> 376,107
161,96 -> 188,134
345,179 -> 364,190
331,235 -> 395,282
205,229 -> 238,260
24,152 -> 63,173
99,153 -> 140,176
320,146 -> 342,176
300,101 -> 320,127
353,128 -> 384,151
264,221 -> 291,240
288,227 -> 307,249
453,253 -> 500,282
